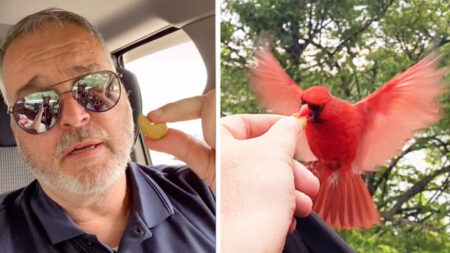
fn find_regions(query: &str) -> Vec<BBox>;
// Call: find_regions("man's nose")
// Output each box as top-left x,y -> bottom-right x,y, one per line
58,94 -> 90,129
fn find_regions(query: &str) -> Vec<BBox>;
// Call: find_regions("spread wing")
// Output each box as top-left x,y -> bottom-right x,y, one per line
249,49 -> 303,115
352,54 -> 446,173
249,49 -> 316,162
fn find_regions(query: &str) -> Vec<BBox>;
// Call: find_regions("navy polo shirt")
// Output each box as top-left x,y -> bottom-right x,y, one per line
0,162 -> 215,252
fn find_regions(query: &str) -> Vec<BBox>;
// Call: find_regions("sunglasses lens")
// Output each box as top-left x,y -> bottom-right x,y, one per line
11,71 -> 121,135
72,71 -> 121,112
12,91 -> 60,134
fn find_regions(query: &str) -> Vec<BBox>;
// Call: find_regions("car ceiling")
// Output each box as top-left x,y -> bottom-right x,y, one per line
0,0 -> 214,50
0,0 -> 215,91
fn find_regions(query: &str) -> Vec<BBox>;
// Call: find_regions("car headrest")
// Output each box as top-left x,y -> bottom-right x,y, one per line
0,96 -> 15,147
117,67 -> 142,141
0,67 -> 142,147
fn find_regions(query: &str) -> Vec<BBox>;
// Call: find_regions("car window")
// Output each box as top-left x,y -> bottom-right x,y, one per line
123,30 -> 207,165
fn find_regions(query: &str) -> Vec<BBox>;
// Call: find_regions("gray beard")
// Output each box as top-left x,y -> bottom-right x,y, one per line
16,110 -> 135,195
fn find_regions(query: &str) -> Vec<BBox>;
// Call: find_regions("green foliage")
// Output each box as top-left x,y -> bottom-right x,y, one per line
221,0 -> 450,251
338,224 -> 450,253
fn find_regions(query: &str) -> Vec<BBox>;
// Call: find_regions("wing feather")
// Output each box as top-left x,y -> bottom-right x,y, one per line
249,49 -> 303,115
352,54 -> 446,173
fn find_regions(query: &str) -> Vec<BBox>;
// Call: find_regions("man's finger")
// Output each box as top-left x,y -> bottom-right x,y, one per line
288,217 -> 297,233
148,91 -> 212,123
256,117 -> 303,157
148,96 -> 202,123
201,89 -> 216,148
294,190 -> 313,217
293,160 -> 320,198
221,114 -> 284,140
143,128 -> 215,186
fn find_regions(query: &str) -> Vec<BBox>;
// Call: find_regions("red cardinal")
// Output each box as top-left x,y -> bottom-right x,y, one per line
249,49 -> 446,229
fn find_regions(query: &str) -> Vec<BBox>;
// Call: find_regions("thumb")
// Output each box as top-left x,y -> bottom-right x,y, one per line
257,117 -> 303,157
143,128 -> 215,188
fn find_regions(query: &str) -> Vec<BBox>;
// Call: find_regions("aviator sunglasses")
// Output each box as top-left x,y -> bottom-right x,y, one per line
7,70 -> 122,134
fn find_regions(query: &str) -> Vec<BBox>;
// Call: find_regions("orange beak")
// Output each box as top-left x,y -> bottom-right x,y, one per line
298,104 -> 312,117
292,104 -> 311,129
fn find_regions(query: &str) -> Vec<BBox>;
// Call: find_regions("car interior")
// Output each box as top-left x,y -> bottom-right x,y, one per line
0,0 -> 215,194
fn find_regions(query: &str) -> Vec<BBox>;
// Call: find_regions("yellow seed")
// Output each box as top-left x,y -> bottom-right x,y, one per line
291,114 -> 307,129
298,117 -> 307,129
138,115 -> 168,140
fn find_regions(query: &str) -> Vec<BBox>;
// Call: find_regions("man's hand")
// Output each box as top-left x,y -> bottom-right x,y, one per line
30,104 -> 44,131
143,89 -> 216,192
221,114 -> 320,253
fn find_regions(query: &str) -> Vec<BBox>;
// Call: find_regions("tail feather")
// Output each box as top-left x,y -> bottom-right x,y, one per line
312,168 -> 330,219
313,171 -> 380,229
329,178 -> 341,225
351,174 -> 367,227
322,178 -> 335,225
313,185 -> 326,215
337,177 -> 349,228
345,179 -> 355,228
360,174 -> 380,224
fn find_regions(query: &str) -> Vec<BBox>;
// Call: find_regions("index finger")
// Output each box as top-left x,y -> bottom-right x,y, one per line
221,114 -> 284,140
147,95 -> 203,123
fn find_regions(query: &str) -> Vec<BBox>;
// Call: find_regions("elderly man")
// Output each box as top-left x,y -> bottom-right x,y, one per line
0,8 -> 215,252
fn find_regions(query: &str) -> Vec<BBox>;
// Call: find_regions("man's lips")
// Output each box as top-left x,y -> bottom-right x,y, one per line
64,140 -> 103,157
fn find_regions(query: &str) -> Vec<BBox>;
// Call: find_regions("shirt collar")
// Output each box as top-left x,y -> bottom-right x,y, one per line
127,162 -> 175,229
30,163 -> 175,245
30,184 -> 85,244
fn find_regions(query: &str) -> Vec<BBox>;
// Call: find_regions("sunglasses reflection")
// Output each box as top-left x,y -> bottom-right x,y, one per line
16,95 -> 59,134
74,82 -> 118,112
13,73 -> 120,134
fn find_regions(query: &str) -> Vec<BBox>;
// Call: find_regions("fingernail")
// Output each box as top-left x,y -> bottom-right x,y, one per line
150,108 -> 162,116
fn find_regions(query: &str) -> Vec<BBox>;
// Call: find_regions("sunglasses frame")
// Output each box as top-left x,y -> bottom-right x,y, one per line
7,70 -> 123,134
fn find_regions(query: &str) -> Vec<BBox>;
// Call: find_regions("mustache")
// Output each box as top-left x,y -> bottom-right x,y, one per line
55,125 -> 113,160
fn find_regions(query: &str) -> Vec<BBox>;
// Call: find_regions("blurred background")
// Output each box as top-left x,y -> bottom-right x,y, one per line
221,0 -> 449,252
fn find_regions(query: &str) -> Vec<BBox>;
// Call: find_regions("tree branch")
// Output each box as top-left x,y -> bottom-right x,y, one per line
373,143 -> 417,204
438,37 -> 450,47
383,165 -> 450,220
331,0 -> 394,56
380,214 -> 444,233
